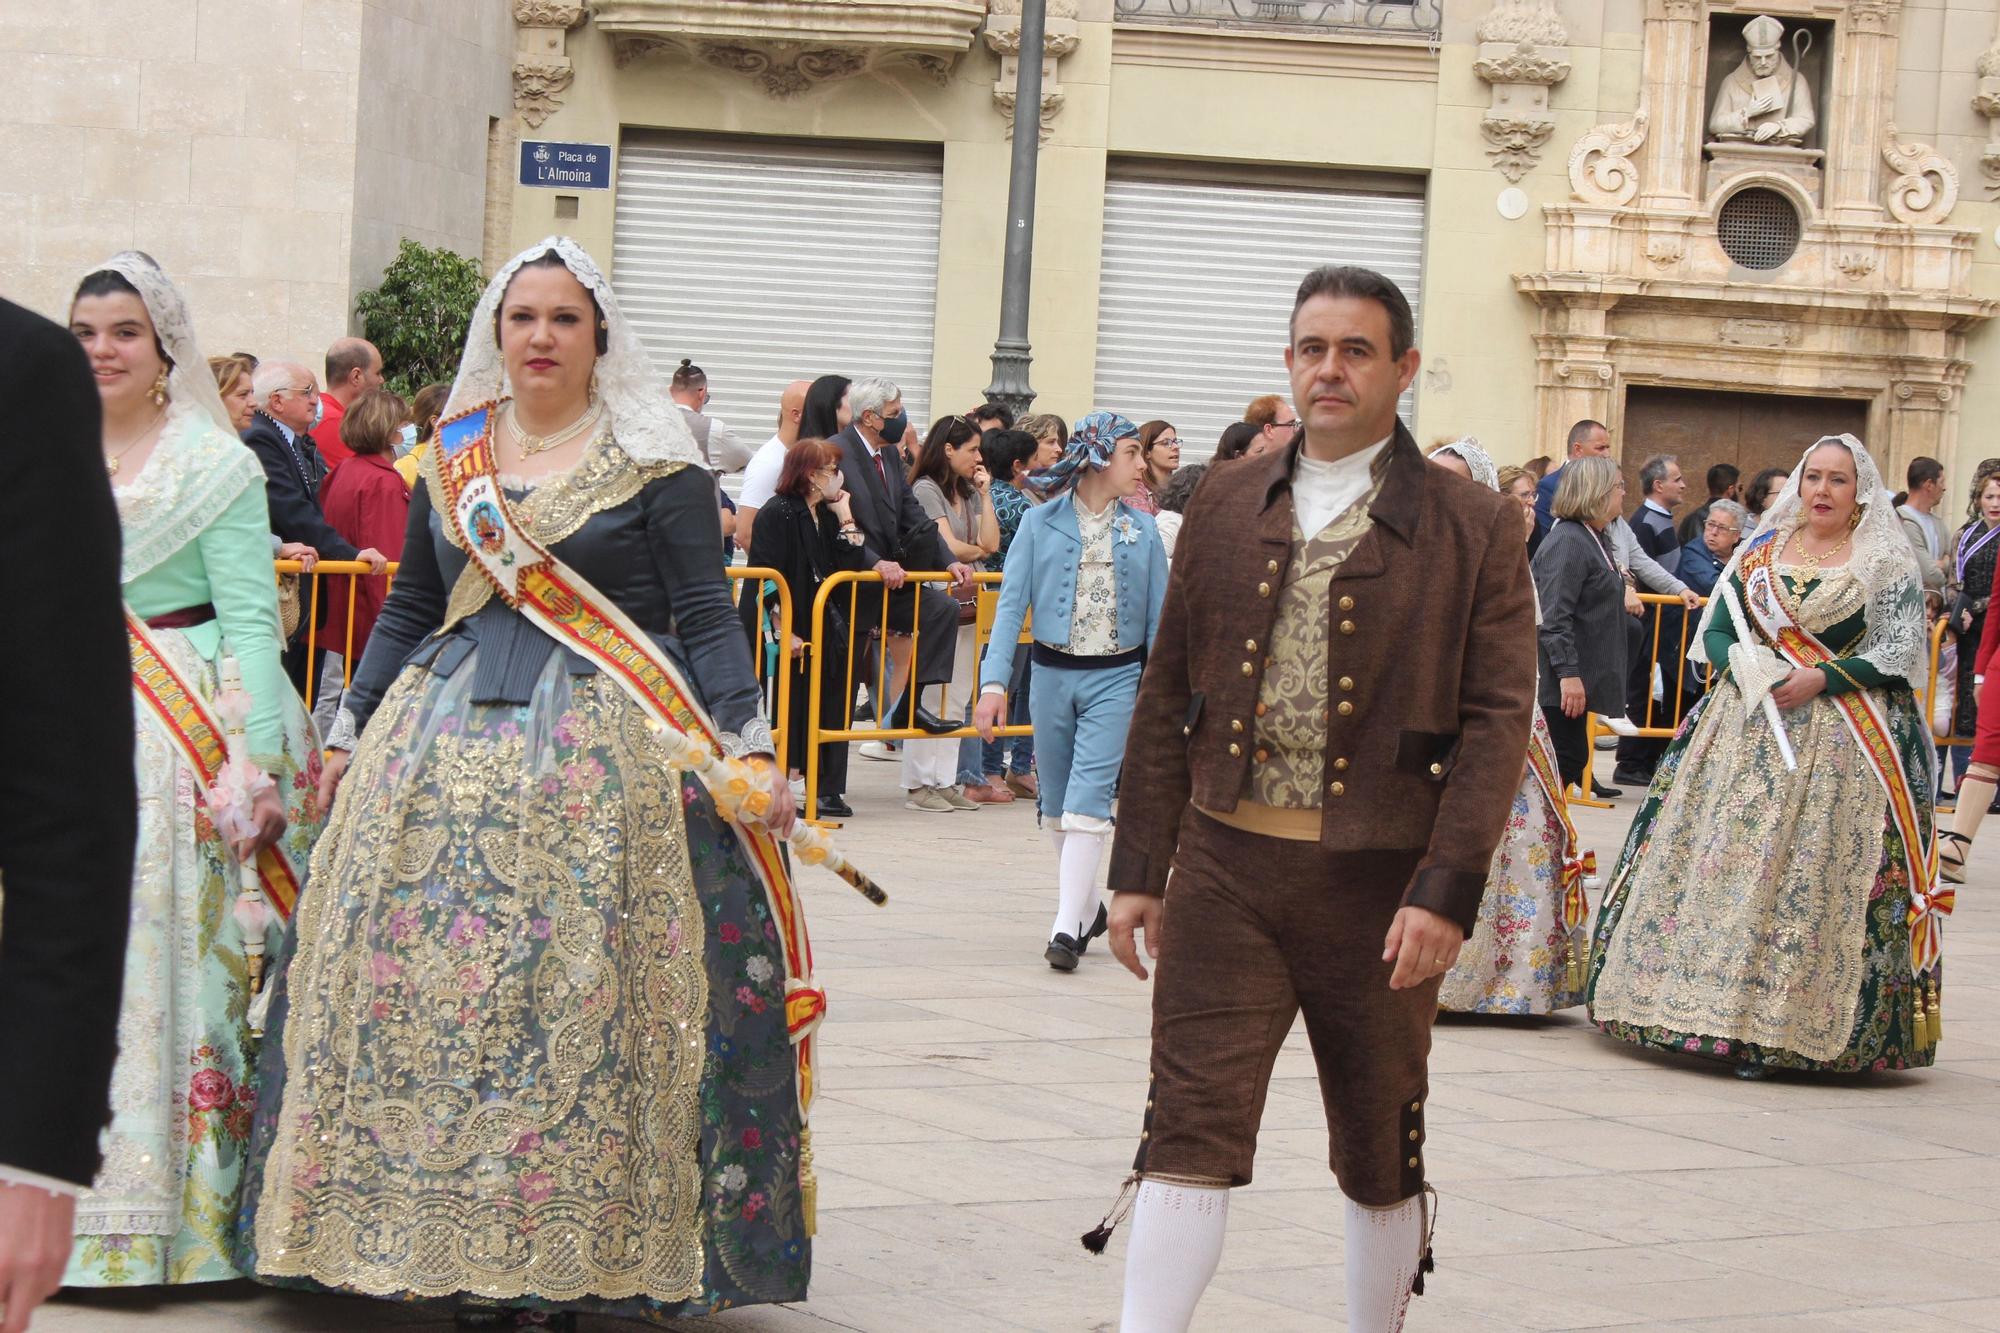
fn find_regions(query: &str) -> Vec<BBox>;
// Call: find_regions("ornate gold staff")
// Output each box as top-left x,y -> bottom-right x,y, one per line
646,721 -> 888,905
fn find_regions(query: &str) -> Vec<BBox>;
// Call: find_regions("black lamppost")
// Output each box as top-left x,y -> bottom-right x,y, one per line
983,0 -> 1046,419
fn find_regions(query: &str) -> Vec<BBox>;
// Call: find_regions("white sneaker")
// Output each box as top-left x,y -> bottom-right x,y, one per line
904,785 -> 955,813
859,740 -> 898,762
1601,715 -> 1640,737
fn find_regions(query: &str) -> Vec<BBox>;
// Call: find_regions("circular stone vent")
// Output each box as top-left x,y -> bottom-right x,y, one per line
1716,187 -> 1802,271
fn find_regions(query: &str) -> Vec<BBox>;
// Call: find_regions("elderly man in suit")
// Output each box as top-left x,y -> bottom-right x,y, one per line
1093,266 -> 1536,1332
828,376 -> 976,742
241,361 -> 388,691
0,298 -> 139,1330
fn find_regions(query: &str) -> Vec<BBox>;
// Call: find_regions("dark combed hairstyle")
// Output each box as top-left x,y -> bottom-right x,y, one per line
495,249 -> 608,354
1744,466 -> 1790,515
672,358 -> 707,391
800,374 -> 851,441
1907,456 -> 1944,490
969,402 -> 1014,431
1157,462 -> 1208,514
909,414 -> 981,502
73,265 -> 171,366
982,428 -> 1039,484
1706,461 -> 1741,496
1215,420 -> 1262,461
1289,264 -> 1415,359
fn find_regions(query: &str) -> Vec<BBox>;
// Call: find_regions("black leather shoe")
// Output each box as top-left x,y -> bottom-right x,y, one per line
1076,903 -> 1109,955
894,697 -> 960,735
1610,765 -> 1653,787
1591,779 -> 1623,799
1045,933 -> 1080,972
814,796 -> 854,820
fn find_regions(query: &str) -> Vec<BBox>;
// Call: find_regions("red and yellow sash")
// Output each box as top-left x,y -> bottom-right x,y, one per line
125,611 -> 300,921
1522,715 -> 1592,931
429,406 -> 825,1113
1736,535 -> 1948,976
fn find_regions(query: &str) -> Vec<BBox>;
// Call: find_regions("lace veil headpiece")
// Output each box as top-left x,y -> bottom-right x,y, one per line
1432,436 -> 1499,491
442,236 -> 701,468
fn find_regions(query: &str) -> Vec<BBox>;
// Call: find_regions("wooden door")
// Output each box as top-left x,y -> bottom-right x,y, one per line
1621,386 -> 1870,508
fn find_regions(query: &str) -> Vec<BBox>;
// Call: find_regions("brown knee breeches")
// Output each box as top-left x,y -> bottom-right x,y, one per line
1135,808 -> 1438,1207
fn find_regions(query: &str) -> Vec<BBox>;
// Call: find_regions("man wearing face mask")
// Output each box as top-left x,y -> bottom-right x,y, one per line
830,377 -> 976,737
241,360 -> 388,690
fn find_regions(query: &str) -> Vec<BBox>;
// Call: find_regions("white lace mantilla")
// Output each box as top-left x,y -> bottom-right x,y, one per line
116,406 -> 263,584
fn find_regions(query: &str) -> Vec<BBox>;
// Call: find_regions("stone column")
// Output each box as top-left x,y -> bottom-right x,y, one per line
1823,0 -> 1903,223
1635,0 -> 1706,210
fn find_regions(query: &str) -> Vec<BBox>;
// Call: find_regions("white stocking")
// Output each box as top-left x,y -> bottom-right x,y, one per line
1052,820 -> 1106,943
1343,1194 -> 1424,1333
1119,1180 -> 1228,1332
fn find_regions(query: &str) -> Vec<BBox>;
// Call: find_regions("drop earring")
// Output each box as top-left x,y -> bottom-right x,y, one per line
149,368 -> 169,407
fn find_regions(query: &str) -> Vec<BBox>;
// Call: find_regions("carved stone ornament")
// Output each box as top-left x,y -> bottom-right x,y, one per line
1845,0 -> 1903,37
512,0 -> 591,129
514,56 -> 578,127
592,0 -> 987,97
1836,249 -> 1878,280
1882,125 -> 1959,225
1569,113 -> 1648,207
1472,0 -> 1570,182
1975,28 -> 2000,189
985,0 -> 1082,141
1718,318 -> 1800,349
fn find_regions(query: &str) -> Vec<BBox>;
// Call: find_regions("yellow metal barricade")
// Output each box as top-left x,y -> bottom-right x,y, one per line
278,561 -> 791,764
728,566 -> 793,771
1566,591 -> 1710,806
803,570 -> 1030,825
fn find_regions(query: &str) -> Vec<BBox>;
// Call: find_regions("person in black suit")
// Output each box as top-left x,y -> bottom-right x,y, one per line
1613,452 -> 1687,786
240,361 -> 387,689
0,298 -> 138,1324
828,376 -> 975,736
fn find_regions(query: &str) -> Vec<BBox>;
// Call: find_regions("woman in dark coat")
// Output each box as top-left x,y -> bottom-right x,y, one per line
1533,455 -> 1630,792
742,436 -> 868,815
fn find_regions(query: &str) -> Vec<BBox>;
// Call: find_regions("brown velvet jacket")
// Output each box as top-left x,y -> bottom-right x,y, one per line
1107,423 -> 1537,934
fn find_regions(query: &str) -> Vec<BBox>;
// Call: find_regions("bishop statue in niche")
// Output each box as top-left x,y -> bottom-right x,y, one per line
1708,14 -> 1815,147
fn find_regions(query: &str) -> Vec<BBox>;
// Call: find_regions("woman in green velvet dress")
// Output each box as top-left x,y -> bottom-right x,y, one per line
64,253 -> 322,1284
1588,434 -> 1942,1075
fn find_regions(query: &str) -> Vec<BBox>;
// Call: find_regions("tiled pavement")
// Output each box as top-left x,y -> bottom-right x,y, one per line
43,752 -> 2000,1332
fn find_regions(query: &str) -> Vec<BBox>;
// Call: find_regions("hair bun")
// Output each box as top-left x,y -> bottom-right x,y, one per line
679,357 -> 692,369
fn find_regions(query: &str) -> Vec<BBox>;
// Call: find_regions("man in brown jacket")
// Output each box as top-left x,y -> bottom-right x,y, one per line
1090,266 -> 1536,1331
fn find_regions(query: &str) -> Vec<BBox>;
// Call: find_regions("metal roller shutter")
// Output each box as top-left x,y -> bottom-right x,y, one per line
1092,169 -> 1426,459
612,135 -> 944,453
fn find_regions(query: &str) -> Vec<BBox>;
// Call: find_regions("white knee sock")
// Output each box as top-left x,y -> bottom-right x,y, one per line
1119,1180 -> 1228,1332
1052,826 -> 1106,942
1343,1194 -> 1425,1333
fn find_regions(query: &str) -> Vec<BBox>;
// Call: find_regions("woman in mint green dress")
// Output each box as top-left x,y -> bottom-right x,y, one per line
63,253 -> 324,1285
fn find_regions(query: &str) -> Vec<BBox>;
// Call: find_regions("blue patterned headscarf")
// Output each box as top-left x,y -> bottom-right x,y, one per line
1028,411 -> 1140,497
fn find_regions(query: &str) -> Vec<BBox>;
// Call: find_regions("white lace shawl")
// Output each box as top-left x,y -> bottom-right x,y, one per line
1692,432 -> 1927,685
442,236 -> 701,469
89,252 -> 264,583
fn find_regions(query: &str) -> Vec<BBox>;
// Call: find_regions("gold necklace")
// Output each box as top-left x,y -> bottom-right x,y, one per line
104,408 -> 166,475
1791,528 -> 1852,582
506,398 -> 600,456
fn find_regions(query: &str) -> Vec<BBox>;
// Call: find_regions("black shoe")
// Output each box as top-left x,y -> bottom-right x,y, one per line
1610,765 -> 1653,787
1591,779 -> 1624,799
1045,933 -> 1080,972
1076,903 -> 1109,955
896,697 -> 960,735
815,796 -> 853,819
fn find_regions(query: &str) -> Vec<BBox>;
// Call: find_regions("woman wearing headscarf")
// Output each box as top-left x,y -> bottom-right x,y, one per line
64,252 -> 322,1285
1430,440 -> 1594,1015
1589,435 -> 1944,1076
973,413 -> 1169,970
239,240 -> 815,1329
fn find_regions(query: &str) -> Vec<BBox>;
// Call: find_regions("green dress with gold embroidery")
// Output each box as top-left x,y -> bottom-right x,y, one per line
1587,562 -> 1937,1073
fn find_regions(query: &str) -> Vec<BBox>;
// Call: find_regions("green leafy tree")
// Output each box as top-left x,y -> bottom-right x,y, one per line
353,240 -> 485,396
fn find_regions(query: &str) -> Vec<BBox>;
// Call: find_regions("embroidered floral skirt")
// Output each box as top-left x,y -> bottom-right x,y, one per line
1587,677 -> 1937,1073
67,629 -> 323,1287
237,657 -> 808,1318
1438,761 -> 1585,1016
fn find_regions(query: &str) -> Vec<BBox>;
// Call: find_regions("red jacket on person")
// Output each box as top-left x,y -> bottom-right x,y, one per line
318,452 -> 408,661
310,393 -> 352,467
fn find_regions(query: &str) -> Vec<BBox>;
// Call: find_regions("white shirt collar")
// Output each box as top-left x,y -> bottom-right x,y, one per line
1643,497 -> 1673,518
271,416 -> 296,445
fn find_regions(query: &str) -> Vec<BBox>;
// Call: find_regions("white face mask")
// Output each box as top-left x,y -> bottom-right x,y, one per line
308,396 -> 325,431
397,422 -> 419,452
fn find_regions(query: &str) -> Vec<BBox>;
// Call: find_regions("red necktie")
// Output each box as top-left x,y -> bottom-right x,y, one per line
873,449 -> 888,489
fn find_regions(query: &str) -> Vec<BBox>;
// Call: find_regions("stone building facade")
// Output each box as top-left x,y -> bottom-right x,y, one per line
0,0 -> 512,366
9,0 -> 2000,492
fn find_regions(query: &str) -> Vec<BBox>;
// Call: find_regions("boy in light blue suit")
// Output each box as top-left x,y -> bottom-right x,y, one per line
975,413 -> 1170,970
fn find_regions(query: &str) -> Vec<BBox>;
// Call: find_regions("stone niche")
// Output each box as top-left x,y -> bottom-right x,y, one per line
1701,11 -> 1833,200
590,0 -> 990,96
1515,0 -> 1993,483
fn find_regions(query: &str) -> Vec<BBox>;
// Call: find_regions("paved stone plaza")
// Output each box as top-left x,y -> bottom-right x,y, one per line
43,754 -> 2000,1333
